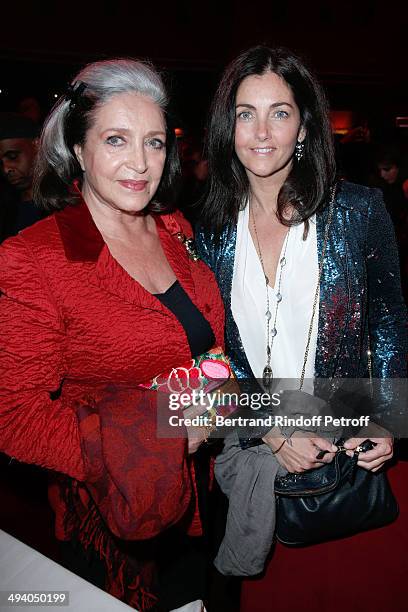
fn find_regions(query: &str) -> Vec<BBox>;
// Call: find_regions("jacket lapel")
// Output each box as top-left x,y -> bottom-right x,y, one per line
92,245 -> 163,309
55,200 -> 198,311
315,185 -> 352,377
55,200 -> 104,262
155,214 -> 197,305
215,223 -> 255,378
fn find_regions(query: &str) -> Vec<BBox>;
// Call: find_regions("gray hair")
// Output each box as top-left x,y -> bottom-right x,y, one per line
75,58 -> 167,106
34,58 -> 171,209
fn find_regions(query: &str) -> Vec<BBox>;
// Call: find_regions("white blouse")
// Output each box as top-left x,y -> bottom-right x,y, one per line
231,204 -> 319,388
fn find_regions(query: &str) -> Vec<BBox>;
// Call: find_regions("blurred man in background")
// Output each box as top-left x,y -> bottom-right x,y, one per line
0,112 -> 44,242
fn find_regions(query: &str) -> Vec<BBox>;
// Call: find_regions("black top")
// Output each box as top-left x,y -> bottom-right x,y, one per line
154,280 -> 215,357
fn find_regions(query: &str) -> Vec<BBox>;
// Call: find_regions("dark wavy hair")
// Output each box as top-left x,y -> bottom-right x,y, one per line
34,58 -> 180,213
200,45 -> 336,232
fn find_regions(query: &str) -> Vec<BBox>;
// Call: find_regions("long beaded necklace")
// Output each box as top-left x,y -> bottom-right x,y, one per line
250,203 -> 290,388
250,185 -> 336,390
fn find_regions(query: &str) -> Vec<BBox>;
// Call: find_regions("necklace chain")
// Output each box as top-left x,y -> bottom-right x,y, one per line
251,205 -> 290,387
299,185 -> 336,390
250,185 -> 336,389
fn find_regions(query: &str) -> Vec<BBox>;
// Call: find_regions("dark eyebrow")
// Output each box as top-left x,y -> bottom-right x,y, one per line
236,102 -> 294,110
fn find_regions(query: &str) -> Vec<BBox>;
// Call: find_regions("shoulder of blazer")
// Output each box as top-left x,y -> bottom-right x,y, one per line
4,213 -> 64,259
12,203 -> 104,264
336,180 -> 383,215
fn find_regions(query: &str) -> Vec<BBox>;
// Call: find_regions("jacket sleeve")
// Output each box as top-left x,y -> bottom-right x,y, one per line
0,235 -> 86,480
366,188 -> 408,377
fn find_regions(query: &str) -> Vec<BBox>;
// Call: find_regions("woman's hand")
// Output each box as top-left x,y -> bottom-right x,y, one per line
185,422 -> 208,454
262,428 -> 337,473
343,435 -> 393,471
182,403 -> 210,454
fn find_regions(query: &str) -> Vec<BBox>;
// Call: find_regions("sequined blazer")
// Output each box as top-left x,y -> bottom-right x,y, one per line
196,181 -> 407,379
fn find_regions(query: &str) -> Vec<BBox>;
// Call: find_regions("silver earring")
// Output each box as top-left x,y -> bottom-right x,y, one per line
295,141 -> 304,162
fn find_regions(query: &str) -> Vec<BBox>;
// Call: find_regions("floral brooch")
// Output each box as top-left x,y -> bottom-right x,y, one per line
176,232 -> 200,262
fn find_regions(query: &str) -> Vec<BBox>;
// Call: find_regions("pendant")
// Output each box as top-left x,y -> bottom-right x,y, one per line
263,365 -> 273,387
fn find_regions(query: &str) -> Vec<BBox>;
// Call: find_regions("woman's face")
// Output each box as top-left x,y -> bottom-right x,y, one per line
377,163 -> 399,185
74,92 -> 166,214
234,71 -> 305,184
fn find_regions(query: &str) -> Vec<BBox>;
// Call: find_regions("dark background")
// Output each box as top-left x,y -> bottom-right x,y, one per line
1,0 -> 407,139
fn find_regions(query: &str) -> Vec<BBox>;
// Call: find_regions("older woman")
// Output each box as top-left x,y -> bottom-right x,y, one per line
0,59 -> 224,612
196,46 -> 407,611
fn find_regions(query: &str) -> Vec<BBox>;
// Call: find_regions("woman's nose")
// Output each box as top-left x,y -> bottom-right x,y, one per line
255,118 -> 270,141
128,146 -> 147,174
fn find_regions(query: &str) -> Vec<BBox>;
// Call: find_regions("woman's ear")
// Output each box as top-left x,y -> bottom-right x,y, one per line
298,125 -> 307,143
73,144 -> 85,171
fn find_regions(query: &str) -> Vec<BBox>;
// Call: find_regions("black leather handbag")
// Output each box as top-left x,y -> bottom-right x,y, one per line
275,439 -> 399,546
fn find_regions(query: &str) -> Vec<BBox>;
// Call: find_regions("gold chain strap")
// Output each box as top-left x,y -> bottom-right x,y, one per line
299,185 -> 336,391
367,335 -> 373,397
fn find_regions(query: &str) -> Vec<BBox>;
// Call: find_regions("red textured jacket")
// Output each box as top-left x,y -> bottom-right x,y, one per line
0,201 -> 225,541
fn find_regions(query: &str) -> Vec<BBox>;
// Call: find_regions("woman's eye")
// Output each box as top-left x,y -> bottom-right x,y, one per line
274,110 -> 289,119
237,111 -> 253,121
146,138 -> 165,150
105,135 -> 124,146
